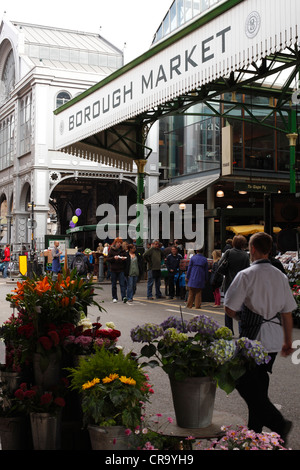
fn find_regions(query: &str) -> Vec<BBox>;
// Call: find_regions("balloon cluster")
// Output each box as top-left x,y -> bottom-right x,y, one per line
69,208 -> 81,228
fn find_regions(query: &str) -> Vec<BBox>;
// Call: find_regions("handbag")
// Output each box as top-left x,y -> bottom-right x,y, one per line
210,269 -> 223,289
216,250 -> 230,276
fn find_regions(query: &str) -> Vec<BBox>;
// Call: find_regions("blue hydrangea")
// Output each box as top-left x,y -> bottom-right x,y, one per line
207,339 -> 237,365
130,323 -> 163,343
187,314 -> 220,337
160,316 -> 188,332
236,337 -> 271,365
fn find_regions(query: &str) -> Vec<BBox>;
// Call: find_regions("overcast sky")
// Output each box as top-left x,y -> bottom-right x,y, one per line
1,0 -> 173,63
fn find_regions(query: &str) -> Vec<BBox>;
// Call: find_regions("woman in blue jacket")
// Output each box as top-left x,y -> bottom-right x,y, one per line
186,248 -> 208,309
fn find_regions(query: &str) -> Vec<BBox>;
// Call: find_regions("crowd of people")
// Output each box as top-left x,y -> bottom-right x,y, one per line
50,234 -> 288,314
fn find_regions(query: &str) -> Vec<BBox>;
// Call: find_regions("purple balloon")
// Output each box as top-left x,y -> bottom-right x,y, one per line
75,208 -> 82,216
69,221 -> 75,228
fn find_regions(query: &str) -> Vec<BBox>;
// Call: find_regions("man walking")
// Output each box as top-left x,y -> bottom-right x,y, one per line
224,232 -> 296,444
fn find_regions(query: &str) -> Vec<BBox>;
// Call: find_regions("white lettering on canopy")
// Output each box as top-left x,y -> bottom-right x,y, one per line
54,0 -> 299,150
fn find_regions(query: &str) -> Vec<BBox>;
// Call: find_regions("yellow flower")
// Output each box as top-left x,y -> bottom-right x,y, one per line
119,376 -> 136,386
102,373 -> 119,383
82,377 -> 100,390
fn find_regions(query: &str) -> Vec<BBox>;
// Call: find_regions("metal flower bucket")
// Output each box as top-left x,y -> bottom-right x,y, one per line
169,376 -> 216,428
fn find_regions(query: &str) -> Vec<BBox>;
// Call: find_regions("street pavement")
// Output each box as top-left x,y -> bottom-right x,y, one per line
0,277 -> 299,450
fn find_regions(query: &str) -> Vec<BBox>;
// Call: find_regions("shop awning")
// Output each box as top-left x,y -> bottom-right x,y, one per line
226,225 -> 282,236
144,174 -> 219,206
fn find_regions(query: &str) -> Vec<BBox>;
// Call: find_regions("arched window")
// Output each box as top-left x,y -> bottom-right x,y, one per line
56,91 -> 71,108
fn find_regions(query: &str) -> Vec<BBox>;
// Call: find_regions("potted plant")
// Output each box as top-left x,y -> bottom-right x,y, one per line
13,381 -> 67,450
130,315 -> 271,428
0,390 -> 30,450
67,347 -> 154,450
2,270 -> 104,388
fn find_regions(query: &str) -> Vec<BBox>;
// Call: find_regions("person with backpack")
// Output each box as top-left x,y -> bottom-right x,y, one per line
71,248 -> 92,278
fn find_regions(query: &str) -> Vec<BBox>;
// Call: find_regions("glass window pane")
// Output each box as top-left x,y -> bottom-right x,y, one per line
163,12 -> 170,36
185,0 -> 193,22
170,2 -> 177,31
193,0 -> 201,17
178,0 -> 184,25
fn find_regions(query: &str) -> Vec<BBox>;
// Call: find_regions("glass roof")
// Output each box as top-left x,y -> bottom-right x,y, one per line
152,0 -> 226,45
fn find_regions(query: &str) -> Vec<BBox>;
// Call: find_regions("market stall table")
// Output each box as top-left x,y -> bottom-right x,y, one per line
149,410 -> 244,449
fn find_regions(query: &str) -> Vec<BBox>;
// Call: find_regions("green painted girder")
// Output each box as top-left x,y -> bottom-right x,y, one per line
72,43 -> 299,161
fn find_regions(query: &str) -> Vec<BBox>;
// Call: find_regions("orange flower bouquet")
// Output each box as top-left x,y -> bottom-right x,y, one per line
1,270 -> 104,368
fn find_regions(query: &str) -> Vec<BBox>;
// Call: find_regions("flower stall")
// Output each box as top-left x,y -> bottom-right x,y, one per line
0,270 -> 110,449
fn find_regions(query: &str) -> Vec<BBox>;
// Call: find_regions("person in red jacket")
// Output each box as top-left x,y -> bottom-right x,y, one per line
3,244 -> 10,278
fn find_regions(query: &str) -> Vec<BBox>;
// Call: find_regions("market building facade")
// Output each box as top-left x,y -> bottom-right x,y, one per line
1,0 -> 300,259
54,0 -> 300,254
0,15 -> 138,258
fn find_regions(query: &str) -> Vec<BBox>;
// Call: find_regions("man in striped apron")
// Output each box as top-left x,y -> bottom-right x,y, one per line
224,232 -> 296,445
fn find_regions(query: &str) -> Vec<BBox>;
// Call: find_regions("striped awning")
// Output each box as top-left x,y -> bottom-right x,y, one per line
144,174 -> 219,205
59,142 -> 134,171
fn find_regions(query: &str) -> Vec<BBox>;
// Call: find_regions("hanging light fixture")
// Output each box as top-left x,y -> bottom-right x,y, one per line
179,203 -> 186,210
216,190 -> 224,198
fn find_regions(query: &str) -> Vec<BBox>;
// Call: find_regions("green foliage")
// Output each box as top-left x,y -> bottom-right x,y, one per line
131,315 -> 271,394
67,347 -> 153,428
67,347 -> 146,391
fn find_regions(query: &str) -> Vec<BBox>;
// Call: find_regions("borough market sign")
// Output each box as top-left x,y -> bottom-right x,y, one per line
54,0 -> 299,151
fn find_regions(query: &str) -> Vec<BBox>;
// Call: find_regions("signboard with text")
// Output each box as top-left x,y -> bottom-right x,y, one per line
54,0 -> 299,151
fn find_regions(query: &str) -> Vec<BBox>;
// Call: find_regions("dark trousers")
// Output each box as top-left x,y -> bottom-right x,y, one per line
168,273 -> 179,298
235,353 -> 286,435
111,271 -> 126,300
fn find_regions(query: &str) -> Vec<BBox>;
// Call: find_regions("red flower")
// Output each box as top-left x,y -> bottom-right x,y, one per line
48,330 -> 60,346
82,329 -> 93,337
19,382 -> 27,391
24,390 -> 36,399
38,336 -> 53,350
18,324 -> 35,338
14,389 -> 25,400
96,328 -> 121,340
40,392 -> 53,405
54,397 -> 66,408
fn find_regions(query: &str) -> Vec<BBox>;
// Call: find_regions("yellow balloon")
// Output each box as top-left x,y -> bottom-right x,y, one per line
72,216 -> 78,224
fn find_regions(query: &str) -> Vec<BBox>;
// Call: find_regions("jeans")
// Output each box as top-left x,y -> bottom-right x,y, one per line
110,271 -> 126,300
147,270 -> 162,298
3,261 -> 9,278
127,275 -> 138,300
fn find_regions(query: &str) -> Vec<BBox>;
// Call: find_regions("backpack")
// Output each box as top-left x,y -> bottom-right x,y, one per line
73,255 -> 86,275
